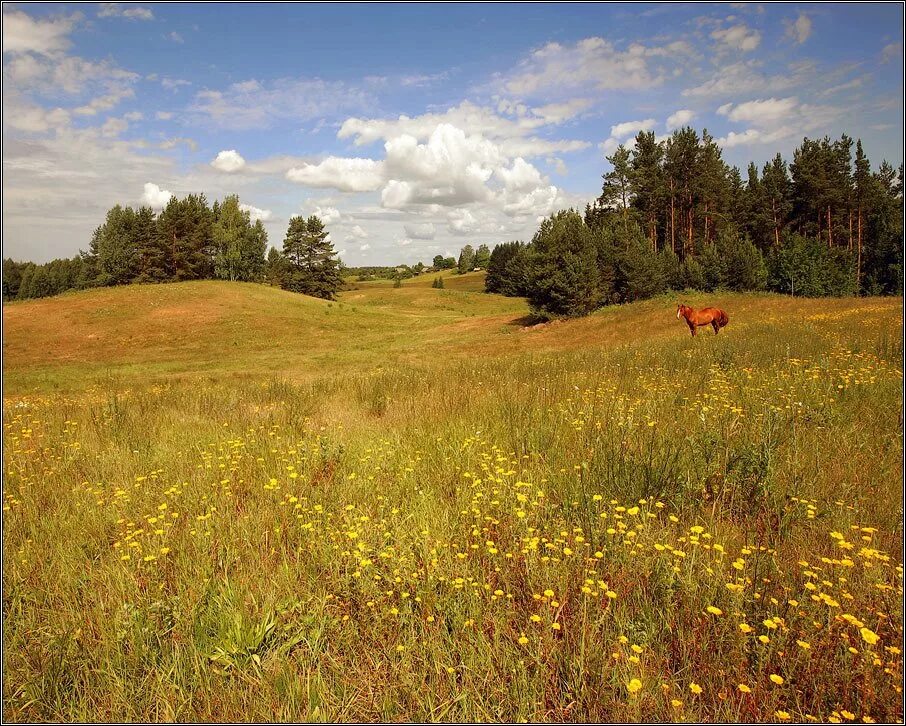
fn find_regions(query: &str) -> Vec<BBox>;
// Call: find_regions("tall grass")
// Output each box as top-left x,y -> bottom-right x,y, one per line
2,293 -> 903,722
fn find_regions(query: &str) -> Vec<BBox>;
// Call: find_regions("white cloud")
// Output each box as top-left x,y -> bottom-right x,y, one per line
156,111 -> 174,120
359,243 -> 371,251
73,88 -> 135,116
683,60 -> 807,98
399,238 -> 413,246
610,118 -> 656,138
211,149 -> 246,172
350,225 -> 368,239
98,4 -> 154,20
159,137 -> 197,151
599,134 -> 638,156
785,13 -> 812,44
529,98 -> 593,124
547,157 -> 568,175
496,157 -> 544,192
725,97 -> 798,124
142,182 -> 174,209
2,100 -> 70,133
190,77 -> 373,130
2,9 -> 78,56
447,208 -> 479,235
711,23 -> 761,52
286,157 -> 384,192
499,37 -> 691,96
161,77 -> 191,91
404,222 -> 435,239
313,206 -> 341,224
338,100 -> 589,159
666,109 -> 695,129
167,32 -> 184,44
101,116 -> 129,137
239,203 -> 272,222
881,43 -> 901,64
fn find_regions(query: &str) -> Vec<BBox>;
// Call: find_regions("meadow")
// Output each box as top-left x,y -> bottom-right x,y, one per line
2,273 -> 903,722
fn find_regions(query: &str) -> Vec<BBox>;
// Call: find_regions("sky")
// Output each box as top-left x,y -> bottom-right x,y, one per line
2,2 -> 903,265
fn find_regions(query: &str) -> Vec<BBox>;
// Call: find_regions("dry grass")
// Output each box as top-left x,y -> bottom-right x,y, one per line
2,281 -> 903,722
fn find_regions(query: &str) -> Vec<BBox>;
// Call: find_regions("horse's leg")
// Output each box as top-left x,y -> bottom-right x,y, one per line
690,323 -> 697,337
712,320 -> 719,335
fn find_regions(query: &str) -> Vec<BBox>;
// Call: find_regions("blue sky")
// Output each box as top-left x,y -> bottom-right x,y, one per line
3,2 -> 903,264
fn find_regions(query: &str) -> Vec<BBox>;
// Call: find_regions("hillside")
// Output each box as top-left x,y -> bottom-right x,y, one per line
2,279 -> 901,395
2,280 -> 903,722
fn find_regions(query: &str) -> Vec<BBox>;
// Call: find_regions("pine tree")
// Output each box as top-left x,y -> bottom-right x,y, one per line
600,145 -> 633,238
281,215 -> 342,299
629,131 -> 664,250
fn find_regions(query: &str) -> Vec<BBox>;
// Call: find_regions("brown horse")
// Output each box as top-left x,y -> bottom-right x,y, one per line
677,303 -> 729,337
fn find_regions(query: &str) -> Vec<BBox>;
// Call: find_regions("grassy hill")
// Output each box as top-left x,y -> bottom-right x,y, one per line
2,281 -> 903,722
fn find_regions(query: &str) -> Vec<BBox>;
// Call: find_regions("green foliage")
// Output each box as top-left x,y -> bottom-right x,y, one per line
280,216 -> 342,300
767,234 -> 857,297
473,244 -> 491,269
527,210 -> 603,318
431,276 -> 444,289
212,196 -> 267,282
615,236 -> 666,302
658,247 -> 683,290
485,241 -> 523,294
457,245 -> 475,274
716,230 -> 767,292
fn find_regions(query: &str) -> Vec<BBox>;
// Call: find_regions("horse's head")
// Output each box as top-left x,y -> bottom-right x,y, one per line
676,303 -> 686,319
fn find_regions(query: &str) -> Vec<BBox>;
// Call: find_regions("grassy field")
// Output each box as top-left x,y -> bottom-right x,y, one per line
2,278 -> 903,722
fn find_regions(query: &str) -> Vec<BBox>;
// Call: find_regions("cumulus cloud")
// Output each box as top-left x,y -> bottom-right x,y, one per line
286,157 -> 384,192
239,203 -> 272,222
496,157 -> 544,192
785,13 -> 812,44
610,118 -> 657,138
721,97 -> 798,124
447,208 -> 479,235
404,222 -> 436,239
211,149 -> 246,172
313,206 -> 341,224
350,225 -> 368,239
599,134 -> 638,156
142,182 -> 174,209
2,9 -> 78,55
359,243 -> 371,251
666,109 -> 695,129
711,23 -> 761,52
338,101 -> 589,159
156,111 -> 174,120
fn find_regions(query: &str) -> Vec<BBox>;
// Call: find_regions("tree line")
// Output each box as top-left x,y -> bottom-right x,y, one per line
484,128 -> 903,317
4,195 -> 346,302
4,127 -> 901,310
